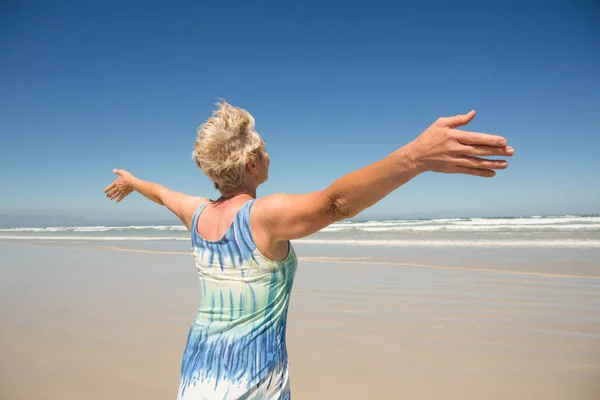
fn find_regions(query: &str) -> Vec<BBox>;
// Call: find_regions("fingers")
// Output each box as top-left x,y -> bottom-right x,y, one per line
104,185 -> 121,200
103,182 -> 116,193
459,144 -> 514,157
452,165 -> 496,178
116,193 -> 126,203
453,130 -> 507,147
457,156 -> 508,171
113,169 -> 123,175
437,110 -> 476,128
105,189 -> 118,200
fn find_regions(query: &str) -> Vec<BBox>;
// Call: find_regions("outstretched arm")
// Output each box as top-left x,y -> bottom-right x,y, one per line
253,110 -> 514,242
103,170 -> 207,230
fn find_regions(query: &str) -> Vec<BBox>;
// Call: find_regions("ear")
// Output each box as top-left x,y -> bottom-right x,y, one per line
246,161 -> 257,174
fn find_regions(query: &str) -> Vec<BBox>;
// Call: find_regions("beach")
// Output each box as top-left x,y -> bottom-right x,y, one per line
4,0 -> 600,398
1,216 -> 599,399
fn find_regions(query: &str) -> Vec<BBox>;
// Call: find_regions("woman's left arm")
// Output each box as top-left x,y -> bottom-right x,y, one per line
104,169 -> 207,230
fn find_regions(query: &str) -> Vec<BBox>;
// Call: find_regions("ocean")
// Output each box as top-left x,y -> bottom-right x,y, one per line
2,214 -> 600,248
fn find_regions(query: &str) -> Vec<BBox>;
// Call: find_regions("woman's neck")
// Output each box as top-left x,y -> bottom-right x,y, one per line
216,185 -> 257,203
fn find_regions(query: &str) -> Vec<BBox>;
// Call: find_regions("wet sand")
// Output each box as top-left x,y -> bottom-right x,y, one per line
1,241 -> 599,399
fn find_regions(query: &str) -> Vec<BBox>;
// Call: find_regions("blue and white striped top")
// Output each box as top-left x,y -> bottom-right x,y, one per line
177,199 -> 297,400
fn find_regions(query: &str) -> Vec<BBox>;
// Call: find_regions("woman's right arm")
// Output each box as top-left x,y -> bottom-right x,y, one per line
252,110 -> 514,241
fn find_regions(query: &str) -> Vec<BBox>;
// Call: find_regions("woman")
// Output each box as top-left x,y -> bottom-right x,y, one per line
104,101 -> 513,399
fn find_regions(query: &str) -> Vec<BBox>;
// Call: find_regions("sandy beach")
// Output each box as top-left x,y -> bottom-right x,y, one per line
1,240 -> 599,399
3,0 -> 600,398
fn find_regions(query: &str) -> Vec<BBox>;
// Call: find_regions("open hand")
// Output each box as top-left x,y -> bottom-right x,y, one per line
408,111 -> 513,177
104,169 -> 136,203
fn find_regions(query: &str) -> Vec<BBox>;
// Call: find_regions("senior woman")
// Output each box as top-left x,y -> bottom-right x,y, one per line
104,101 -> 513,399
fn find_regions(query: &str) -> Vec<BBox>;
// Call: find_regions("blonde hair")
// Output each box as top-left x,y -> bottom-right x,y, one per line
192,100 -> 264,194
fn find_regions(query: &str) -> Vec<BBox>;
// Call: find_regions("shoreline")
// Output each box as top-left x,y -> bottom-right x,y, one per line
2,241 -> 599,279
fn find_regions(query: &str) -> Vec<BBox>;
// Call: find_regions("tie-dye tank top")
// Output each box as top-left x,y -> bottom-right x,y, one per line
177,199 -> 297,400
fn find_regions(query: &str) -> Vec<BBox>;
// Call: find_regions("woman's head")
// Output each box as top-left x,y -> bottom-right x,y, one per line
193,100 -> 269,195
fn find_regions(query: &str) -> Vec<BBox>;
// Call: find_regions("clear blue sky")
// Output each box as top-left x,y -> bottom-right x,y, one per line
1,1 -> 599,222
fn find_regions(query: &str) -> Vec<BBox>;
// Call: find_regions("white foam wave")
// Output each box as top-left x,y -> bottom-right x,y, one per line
2,236 -> 599,248
0,225 -> 187,233
2,215 -> 599,235
318,216 -> 600,232
360,224 -> 600,232
0,235 -> 188,241
322,223 -> 600,232
455,217 -> 600,226
296,239 -> 600,248
334,216 -> 600,227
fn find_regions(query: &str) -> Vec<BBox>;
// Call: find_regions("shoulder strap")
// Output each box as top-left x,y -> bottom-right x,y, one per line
232,199 -> 257,258
190,202 -> 209,247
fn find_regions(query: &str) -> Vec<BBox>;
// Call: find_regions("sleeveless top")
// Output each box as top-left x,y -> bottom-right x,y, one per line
177,199 -> 298,400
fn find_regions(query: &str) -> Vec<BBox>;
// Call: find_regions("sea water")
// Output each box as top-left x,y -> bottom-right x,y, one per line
2,215 -> 599,248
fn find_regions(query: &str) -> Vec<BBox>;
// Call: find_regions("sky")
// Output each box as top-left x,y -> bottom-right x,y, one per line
1,1 -> 599,224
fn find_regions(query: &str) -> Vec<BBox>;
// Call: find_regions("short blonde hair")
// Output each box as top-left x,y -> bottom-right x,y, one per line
193,100 -> 263,194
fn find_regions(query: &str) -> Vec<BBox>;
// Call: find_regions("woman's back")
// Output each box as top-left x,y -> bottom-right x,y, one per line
178,199 -> 297,400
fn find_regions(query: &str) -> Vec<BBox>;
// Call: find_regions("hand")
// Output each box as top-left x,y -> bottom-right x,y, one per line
407,110 -> 513,177
104,169 -> 137,203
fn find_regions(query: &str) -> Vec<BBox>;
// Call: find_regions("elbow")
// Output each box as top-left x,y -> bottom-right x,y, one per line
324,192 -> 357,221
155,186 -> 167,206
